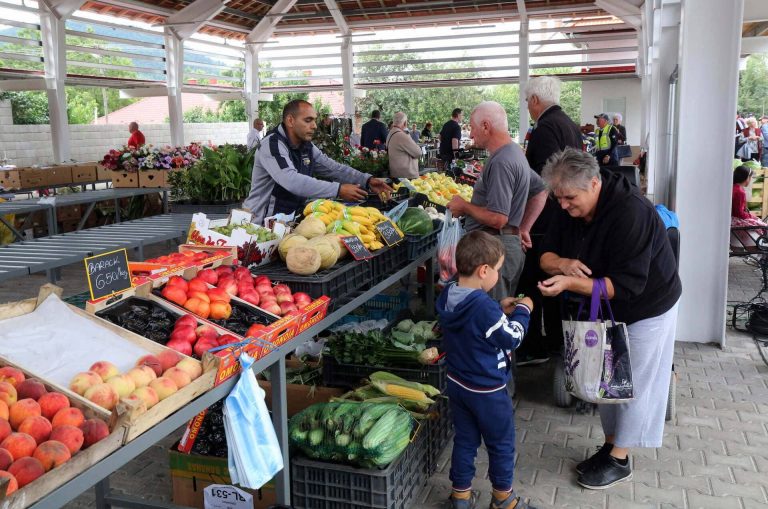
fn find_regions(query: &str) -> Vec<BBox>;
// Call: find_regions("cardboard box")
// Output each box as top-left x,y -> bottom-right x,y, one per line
0,168 -> 21,190
169,447 -> 275,509
187,211 -> 287,269
58,204 -> 82,222
96,164 -> 112,181
112,171 -> 138,188
138,169 -> 167,188
71,162 -> 98,183
29,166 -> 73,187
258,379 -> 344,417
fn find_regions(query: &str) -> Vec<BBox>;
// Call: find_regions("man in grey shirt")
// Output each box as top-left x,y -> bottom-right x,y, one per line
447,101 -> 547,301
243,100 -> 392,223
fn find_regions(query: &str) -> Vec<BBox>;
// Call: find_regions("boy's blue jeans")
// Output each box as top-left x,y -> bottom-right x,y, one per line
447,379 -> 516,492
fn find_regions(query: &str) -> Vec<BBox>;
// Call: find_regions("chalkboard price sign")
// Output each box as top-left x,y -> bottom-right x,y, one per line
375,219 -> 404,246
84,248 -> 132,300
341,236 -> 373,260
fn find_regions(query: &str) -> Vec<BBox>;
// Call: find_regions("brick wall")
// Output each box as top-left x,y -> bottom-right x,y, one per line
0,100 -> 248,166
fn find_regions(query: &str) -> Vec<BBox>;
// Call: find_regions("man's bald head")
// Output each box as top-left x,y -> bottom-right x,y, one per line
254,118 -> 264,131
469,101 -> 510,150
471,102 -> 508,132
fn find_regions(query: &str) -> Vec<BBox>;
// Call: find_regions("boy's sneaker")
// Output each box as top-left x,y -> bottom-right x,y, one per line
575,442 -> 612,474
447,491 -> 479,509
489,494 -> 537,509
577,454 -> 632,490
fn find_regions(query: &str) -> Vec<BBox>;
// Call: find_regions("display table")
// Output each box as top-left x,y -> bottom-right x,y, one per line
25,249 -> 436,509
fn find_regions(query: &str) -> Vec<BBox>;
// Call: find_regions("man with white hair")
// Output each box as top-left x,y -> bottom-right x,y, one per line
612,113 -> 627,144
517,75 -> 583,366
447,101 -> 547,301
386,111 -> 422,178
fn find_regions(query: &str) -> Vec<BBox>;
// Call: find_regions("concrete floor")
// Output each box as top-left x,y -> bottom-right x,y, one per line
1,250 -> 767,509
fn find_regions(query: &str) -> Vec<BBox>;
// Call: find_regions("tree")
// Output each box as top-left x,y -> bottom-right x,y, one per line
738,54 -> 768,116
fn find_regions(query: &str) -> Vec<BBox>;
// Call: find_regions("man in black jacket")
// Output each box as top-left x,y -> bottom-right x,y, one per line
516,75 -> 583,365
360,110 -> 388,150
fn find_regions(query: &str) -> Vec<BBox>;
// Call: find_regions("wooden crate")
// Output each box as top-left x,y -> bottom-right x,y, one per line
747,172 -> 768,217
138,170 -> 167,188
70,163 -> 98,183
96,164 -> 112,182
111,171 -> 138,188
0,169 -> 21,191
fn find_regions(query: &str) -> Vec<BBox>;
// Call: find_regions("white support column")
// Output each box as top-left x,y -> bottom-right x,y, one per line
674,0 -> 744,345
244,46 -> 260,124
164,31 -> 185,147
518,19 -> 529,143
39,2 -> 71,162
341,40 -> 355,117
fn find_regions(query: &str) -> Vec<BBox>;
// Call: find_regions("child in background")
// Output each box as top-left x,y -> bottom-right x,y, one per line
436,230 -> 535,509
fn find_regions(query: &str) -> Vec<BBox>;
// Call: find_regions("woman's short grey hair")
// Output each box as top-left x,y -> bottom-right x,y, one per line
613,113 -> 623,123
523,76 -> 561,105
542,147 -> 601,192
393,111 -> 407,127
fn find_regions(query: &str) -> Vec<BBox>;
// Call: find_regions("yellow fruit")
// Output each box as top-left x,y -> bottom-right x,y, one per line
305,237 -> 339,270
286,246 -> 321,275
295,216 -> 327,239
278,233 -> 308,261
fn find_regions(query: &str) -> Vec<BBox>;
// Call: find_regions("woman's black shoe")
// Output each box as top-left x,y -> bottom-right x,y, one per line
577,454 -> 632,490
575,442 -> 612,475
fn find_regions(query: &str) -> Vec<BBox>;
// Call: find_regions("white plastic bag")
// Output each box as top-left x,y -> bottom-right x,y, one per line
437,210 -> 463,284
385,199 -> 409,223
223,353 -> 284,489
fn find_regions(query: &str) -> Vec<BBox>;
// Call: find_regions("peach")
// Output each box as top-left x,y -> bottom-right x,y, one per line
0,401 -> 8,422
15,379 -> 46,401
187,277 -> 209,293
49,425 -> 83,455
0,420 -> 10,444
51,407 -> 84,429
149,377 -> 178,400
209,301 -> 232,320
89,361 -> 120,382
161,285 -> 187,306
166,275 -> 189,292
158,350 -> 183,373
197,268 -> 218,285
9,399 -> 41,430
170,326 -> 197,345
207,288 -> 231,303
0,382 -> 17,406
129,387 -> 159,409
8,457 -> 44,487
0,449 -> 12,471
38,393 -> 69,421
163,367 -> 191,390
175,358 -> 203,380
126,366 -> 156,388
1,433 -> 36,459
69,371 -> 102,396
79,419 -> 109,448
18,416 -> 51,444
165,339 -> 193,357
0,470 -> 17,495
105,375 -> 135,399
136,355 -> 162,377
33,440 -> 71,471
174,314 -> 198,329
189,291 -> 211,304
0,368 -> 24,388
84,384 -> 119,411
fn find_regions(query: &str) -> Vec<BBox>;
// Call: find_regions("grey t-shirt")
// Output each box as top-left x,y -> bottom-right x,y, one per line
465,142 -> 545,231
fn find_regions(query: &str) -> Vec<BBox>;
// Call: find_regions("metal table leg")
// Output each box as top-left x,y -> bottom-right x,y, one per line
77,202 -> 97,231
115,199 -> 121,223
163,191 -> 169,214
270,356 -> 290,505
95,478 -> 111,509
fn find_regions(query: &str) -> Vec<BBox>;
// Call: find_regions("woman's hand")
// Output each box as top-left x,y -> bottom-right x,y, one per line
538,276 -> 572,297
557,258 -> 592,278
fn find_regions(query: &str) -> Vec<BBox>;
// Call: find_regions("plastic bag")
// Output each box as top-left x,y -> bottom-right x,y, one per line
385,199 -> 409,223
223,353 -> 284,489
437,210 -> 463,285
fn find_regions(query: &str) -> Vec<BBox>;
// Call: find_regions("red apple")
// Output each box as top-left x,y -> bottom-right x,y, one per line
254,276 -> 271,286
293,292 -> 312,309
240,291 -> 260,307
245,323 -> 266,338
195,324 -> 218,338
197,268 -> 218,285
161,285 -> 188,306
174,314 -> 198,329
218,277 -> 238,296
170,325 -> 197,344
187,278 -> 209,293
217,334 -> 239,347
257,287 -> 275,298
276,292 -> 294,304
233,267 -> 252,281
280,301 -> 299,315
273,284 -> 291,295
214,266 -> 233,278
237,283 -> 254,296
166,339 -> 193,357
194,337 -> 219,358
261,301 -> 282,316
207,288 -> 231,303
166,276 -> 189,293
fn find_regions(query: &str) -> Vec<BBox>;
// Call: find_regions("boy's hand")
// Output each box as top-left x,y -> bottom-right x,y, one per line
501,296 -> 534,314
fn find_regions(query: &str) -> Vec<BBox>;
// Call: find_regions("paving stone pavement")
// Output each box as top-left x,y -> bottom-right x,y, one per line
2,247 -> 767,508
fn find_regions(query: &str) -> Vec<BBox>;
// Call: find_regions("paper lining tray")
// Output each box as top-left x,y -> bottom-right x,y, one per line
0,285 -> 218,447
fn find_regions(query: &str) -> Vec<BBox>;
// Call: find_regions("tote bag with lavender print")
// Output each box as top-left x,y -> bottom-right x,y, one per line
562,279 -> 634,404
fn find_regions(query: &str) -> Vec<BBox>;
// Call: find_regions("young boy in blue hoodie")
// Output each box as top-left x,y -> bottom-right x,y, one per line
436,230 -> 535,509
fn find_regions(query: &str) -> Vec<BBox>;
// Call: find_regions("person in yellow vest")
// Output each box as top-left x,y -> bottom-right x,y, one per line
594,113 -> 619,166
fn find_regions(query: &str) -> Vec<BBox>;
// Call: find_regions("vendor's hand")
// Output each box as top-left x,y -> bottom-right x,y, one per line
368,178 -> 394,201
602,155 -> 610,164
447,195 -> 467,217
557,258 -> 592,278
520,230 -> 532,252
538,276 -> 571,297
339,184 -> 367,202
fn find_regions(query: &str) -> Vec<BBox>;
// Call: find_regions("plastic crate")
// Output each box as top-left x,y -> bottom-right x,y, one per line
409,193 -> 447,213
361,187 -> 410,211
333,292 -> 410,327
405,219 -> 442,261
291,421 -> 428,509
323,355 -> 447,393
369,244 -> 408,282
254,259 -> 372,305
425,397 -> 453,475
63,291 -> 91,310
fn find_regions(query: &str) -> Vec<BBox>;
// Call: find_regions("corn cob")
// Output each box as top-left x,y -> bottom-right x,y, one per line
353,403 -> 395,438
370,381 -> 435,404
369,371 -> 441,397
362,407 -> 404,450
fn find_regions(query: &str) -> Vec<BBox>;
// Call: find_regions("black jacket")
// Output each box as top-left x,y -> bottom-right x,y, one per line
526,105 -> 583,234
361,119 -> 388,149
540,169 -> 682,324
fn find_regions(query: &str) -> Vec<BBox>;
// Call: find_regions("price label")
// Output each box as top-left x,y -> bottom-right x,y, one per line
341,236 -> 372,260
83,248 -> 132,301
375,219 -> 404,246
203,484 -> 252,509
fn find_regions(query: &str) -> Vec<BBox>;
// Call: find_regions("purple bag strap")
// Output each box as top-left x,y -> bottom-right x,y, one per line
596,279 -> 617,326
575,279 -> 601,320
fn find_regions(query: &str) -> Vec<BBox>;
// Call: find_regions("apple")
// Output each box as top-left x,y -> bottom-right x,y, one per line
233,267 -> 252,281
245,323 -> 266,338
161,285 -> 187,306
187,278 -> 209,293
273,284 -> 291,295
240,291 -> 260,307
174,314 -> 198,329
280,301 -> 299,315
166,339 -> 193,357
214,266 -> 233,278
166,276 -> 189,293
170,325 -> 197,344
194,337 -> 219,358
195,324 -> 218,338
217,334 -> 239,347
197,269 -> 218,285
218,277 -> 238,296
275,292 -> 294,304
254,276 -> 271,286
261,301 -> 282,316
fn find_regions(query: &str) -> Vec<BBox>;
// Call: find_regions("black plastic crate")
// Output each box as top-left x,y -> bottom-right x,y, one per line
291,420 -> 428,509
63,291 -> 91,310
253,259 -> 372,305
361,187 -> 410,212
425,397 -> 453,475
409,193 -> 447,213
404,219 -> 441,261
322,355 -> 447,393
369,244 -> 408,281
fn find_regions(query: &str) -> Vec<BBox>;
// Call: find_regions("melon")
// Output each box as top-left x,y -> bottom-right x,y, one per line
286,246 -> 321,275
278,233 -> 308,261
324,233 -> 348,259
306,236 -> 339,270
294,217 -> 326,239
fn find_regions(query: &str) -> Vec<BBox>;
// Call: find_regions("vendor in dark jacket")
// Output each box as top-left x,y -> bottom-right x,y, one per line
537,147 -> 681,491
360,110 -> 388,150
515,76 -> 584,365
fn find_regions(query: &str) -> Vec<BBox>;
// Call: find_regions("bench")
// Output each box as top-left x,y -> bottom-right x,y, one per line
0,213 -> 224,283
